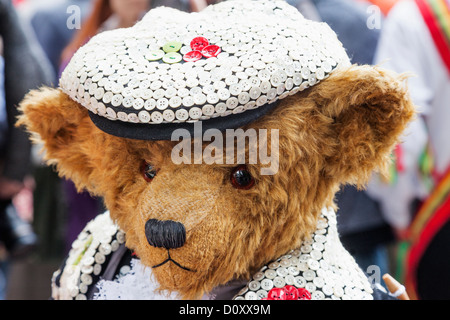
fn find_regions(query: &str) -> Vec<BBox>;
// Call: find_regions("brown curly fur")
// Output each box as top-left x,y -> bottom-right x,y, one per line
17,65 -> 415,299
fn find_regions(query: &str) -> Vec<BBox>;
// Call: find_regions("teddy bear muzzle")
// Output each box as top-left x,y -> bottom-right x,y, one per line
144,219 -> 186,250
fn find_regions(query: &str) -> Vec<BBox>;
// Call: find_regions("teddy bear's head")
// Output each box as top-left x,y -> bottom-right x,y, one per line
18,0 -> 414,299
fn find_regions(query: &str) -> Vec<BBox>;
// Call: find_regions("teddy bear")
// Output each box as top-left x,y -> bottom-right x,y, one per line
17,0 -> 414,300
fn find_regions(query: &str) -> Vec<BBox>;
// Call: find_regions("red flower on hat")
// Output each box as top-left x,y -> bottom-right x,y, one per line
183,50 -> 203,62
183,37 -> 222,62
267,287 -> 285,300
262,286 -> 311,300
190,37 -> 209,51
297,288 -> 312,300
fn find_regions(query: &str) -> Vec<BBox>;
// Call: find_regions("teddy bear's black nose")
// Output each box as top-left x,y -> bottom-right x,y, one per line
145,219 -> 186,249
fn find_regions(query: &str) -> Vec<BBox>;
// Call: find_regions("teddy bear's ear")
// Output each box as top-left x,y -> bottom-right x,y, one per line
312,65 -> 415,186
17,87 -> 98,192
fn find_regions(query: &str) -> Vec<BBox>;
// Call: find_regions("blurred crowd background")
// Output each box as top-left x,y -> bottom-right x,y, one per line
1,0 -> 449,300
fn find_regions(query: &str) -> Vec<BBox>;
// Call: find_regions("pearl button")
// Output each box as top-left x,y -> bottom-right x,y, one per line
253,272 -> 265,281
138,110 -> 151,123
188,107 -> 202,120
140,89 -> 153,100
217,88 -> 230,101
202,104 -> 215,116
163,41 -> 182,53
164,87 -> 177,99
146,50 -> 165,61
256,95 -> 267,107
182,96 -> 194,107
151,111 -> 163,124
225,75 -> 239,86
102,92 -> 113,104
273,277 -> 285,288
249,281 -> 261,291
294,276 -> 306,288
244,101 -> 256,110
249,87 -> 261,99
215,102 -> 227,114
93,264 -> 102,276
132,98 -> 144,110
261,279 -> 274,291
162,109 -> 175,122
193,93 -> 207,105
117,112 -> 127,121
97,103 -> 106,115
238,92 -> 250,105
203,92 -> 217,104
111,94 -> 123,107
105,107 -> 116,119
94,252 -> 105,264
244,291 -> 257,300
232,106 -> 245,114
156,98 -> 169,110
264,269 -> 277,279
175,109 -> 189,121
226,97 -> 238,110
260,81 -> 271,93
94,87 -> 105,100
169,96 -> 182,108
144,99 -> 156,111
229,83 -> 242,96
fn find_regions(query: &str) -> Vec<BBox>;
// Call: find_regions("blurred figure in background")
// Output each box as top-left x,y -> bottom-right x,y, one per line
0,0 -> 52,299
367,0 -> 450,299
30,0 -> 92,86
9,0 -> 93,263
287,0 -> 395,282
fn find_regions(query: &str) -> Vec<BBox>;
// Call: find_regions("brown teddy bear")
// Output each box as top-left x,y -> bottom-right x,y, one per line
17,0 -> 414,300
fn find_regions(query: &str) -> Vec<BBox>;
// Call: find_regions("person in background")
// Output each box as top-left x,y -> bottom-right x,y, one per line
0,52 -> 8,301
367,0 -> 450,299
29,0 -> 92,85
6,0 -> 92,263
368,0 -> 449,245
0,0 -> 52,299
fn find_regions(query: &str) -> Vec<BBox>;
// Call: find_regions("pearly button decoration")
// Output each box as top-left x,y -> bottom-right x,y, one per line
233,207 -> 374,300
59,0 -> 350,126
51,212 -> 126,300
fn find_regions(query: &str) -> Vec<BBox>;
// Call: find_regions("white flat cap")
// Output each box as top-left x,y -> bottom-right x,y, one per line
59,0 -> 350,140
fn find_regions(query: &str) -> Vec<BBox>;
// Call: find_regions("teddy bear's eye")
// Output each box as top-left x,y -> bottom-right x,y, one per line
141,160 -> 158,182
230,165 -> 255,190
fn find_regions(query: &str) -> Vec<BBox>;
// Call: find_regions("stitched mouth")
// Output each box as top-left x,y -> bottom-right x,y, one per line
152,250 -> 195,272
